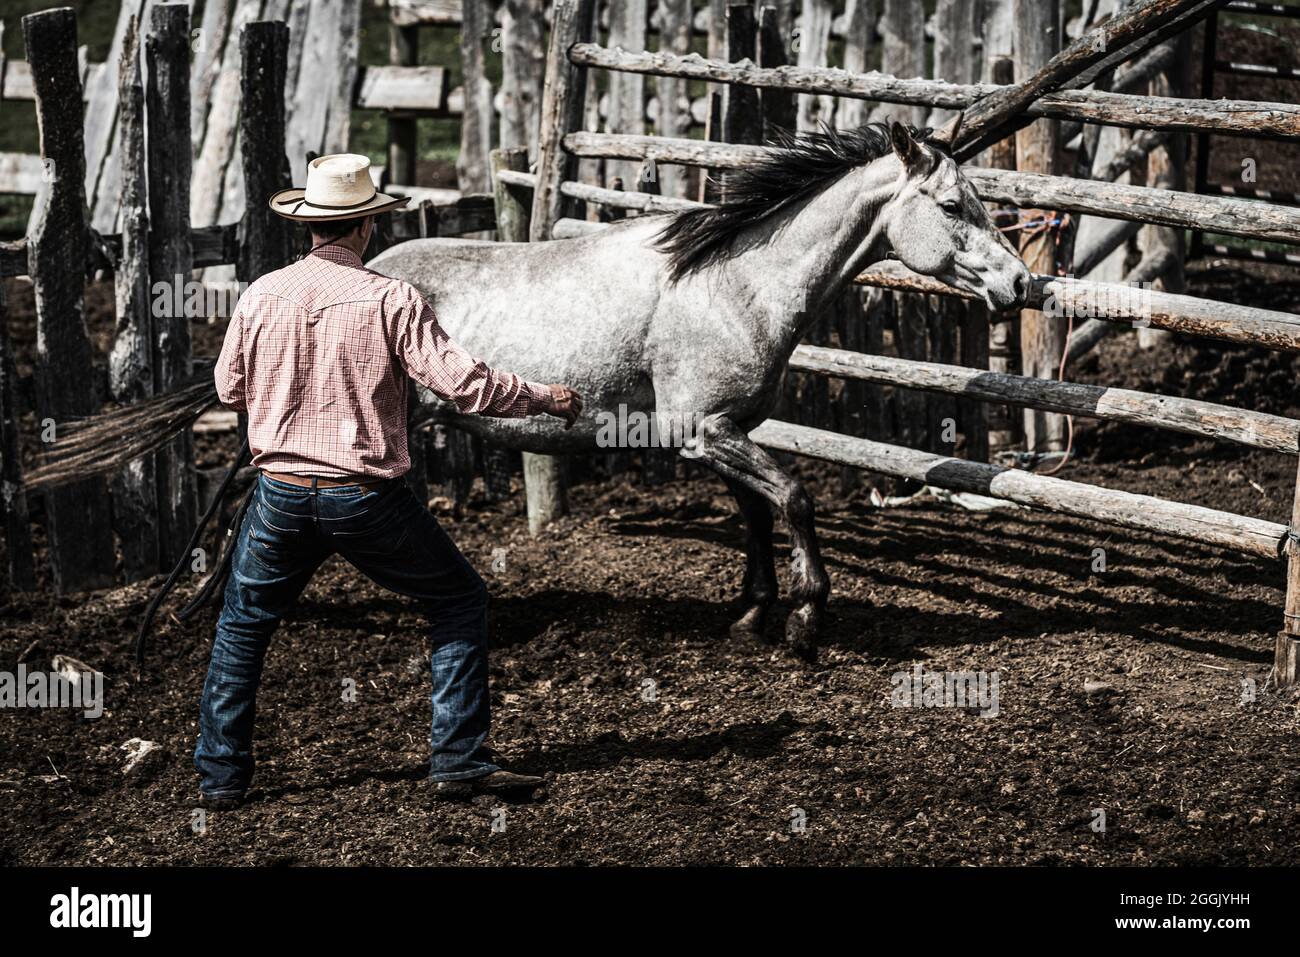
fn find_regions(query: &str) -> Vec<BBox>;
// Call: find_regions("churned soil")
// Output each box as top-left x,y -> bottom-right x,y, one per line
3,260 -> 1300,866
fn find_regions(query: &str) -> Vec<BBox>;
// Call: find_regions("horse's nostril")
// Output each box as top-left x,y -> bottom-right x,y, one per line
1013,272 -> 1029,304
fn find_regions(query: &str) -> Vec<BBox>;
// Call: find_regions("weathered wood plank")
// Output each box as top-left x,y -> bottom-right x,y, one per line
191,0 -> 261,228
22,8 -> 116,592
531,0 -> 598,241
796,0 -> 836,132
83,0 -> 147,232
789,343 -> 1300,455
561,132 -> 1300,247
146,2 -> 198,572
386,23 -> 420,186
566,38 -> 1300,141
653,0 -> 692,197
108,15 -> 159,582
0,152 -> 47,194
943,0 -> 1231,158
0,276 -> 36,590
190,0 -> 233,150
1278,458 -> 1300,684
239,21 -> 294,284
606,0 -> 648,188
285,0 -> 361,170
835,0 -> 877,132
859,258 -> 1300,354
356,64 -> 449,111
750,419 -> 1288,558
873,0 -> 925,128
1015,0 -> 1067,454
458,0 -> 494,194
500,0 -> 546,157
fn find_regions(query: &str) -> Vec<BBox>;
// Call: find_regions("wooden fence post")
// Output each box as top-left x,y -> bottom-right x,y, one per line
606,0 -> 647,189
238,20 -> 294,284
109,15 -> 159,583
877,0 -> 929,483
722,5 -> 760,149
795,0 -> 835,133
933,0 -> 981,463
0,280 -> 36,591
459,0 -> 494,195
496,146 -> 566,533
500,0 -> 546,160
1014,0 -> 1067,456
146,2 -> 198,573
532,0 -> 596,239
756,5 -> 796,138
1137,30 -> 1191,350
23,7 -> 116,593
982,1 -> 1021,457
654,0 -> 693,198
387,18 -> 419,186
1279,472 -> 1300,686
526,0 -> 596,534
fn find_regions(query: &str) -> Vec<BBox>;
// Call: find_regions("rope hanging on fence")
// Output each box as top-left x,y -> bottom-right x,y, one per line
994,207 -> 1078,477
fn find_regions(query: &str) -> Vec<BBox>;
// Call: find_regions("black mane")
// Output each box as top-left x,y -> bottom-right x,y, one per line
654,122 -> 928,282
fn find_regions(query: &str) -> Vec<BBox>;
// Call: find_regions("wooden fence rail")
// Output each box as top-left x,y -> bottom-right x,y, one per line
568,42 -> 1300,141
560,132 -> 1300,248
751,419 -> 1288,558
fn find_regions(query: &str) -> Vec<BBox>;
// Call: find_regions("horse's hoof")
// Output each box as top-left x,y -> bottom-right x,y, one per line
785,604 -> 822,662
729,604 -> 771,641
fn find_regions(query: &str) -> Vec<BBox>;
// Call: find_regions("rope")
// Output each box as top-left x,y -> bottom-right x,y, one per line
998,207 -> 1077,477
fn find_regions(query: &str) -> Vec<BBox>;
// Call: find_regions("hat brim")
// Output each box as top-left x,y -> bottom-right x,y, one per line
268,188 -> 411,222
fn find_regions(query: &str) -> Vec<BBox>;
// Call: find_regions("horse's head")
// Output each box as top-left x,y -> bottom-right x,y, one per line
880,121 -> 1030,312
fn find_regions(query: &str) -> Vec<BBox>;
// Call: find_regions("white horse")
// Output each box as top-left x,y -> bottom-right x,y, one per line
370,122 -> 1029,660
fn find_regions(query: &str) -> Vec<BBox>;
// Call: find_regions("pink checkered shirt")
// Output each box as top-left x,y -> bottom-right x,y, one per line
214,244 -> 551,479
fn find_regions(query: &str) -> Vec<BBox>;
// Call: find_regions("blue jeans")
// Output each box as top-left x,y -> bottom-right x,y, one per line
195,474 -> 498,796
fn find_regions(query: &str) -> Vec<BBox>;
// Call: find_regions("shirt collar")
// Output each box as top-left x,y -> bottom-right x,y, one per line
309,243 -> 365,269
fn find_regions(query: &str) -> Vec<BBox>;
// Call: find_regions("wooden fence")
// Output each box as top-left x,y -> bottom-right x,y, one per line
510,0 -> 1300,683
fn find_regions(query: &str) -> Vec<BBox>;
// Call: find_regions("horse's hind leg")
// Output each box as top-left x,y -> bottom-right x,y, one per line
722,475 -> 777,642
688,413 -> 829,661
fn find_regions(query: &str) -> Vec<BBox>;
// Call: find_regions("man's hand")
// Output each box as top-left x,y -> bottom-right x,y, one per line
544,384 -> 583,429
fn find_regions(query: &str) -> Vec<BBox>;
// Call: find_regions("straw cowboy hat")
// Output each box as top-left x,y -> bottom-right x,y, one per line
269,153 -> 410,222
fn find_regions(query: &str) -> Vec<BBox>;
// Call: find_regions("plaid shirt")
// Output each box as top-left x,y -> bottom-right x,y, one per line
214,244 -> 551,479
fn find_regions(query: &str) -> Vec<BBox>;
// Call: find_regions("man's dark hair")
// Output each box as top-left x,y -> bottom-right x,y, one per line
309,213 -> 371,244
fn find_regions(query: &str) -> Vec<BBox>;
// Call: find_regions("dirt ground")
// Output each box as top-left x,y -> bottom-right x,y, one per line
3,259 -> 1300,866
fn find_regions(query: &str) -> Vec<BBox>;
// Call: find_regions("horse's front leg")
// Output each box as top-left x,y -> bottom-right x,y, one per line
685,413 -> 830,661
721,475 -> 777,642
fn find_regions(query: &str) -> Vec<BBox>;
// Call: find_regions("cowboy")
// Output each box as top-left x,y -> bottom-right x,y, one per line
196,154 -> 582,809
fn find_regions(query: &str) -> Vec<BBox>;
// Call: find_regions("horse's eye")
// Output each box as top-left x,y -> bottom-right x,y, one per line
940,200 -> 962,217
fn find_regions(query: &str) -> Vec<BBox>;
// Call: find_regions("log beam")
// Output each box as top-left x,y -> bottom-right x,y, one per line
750,419 -> 1287,558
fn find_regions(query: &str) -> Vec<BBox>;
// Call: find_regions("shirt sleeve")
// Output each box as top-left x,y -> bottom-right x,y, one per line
214,302 -> 248,412
392,292 -> 552,418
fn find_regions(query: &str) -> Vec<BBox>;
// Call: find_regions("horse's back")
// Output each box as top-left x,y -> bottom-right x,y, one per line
365,222 -> 668,453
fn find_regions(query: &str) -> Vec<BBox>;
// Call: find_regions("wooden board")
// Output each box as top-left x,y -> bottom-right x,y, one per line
355,65 -> 449,111
751,419 -> 1288,558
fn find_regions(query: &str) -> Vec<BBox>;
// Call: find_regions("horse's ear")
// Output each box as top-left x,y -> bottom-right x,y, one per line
889,120 -> 925,174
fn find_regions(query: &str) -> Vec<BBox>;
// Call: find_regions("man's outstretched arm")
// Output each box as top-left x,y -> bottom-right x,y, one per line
394,295 -> 582,427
